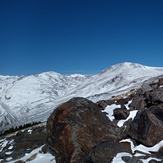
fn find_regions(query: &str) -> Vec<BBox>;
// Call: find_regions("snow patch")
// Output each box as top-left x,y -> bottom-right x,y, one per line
103,104 -> 121,121
125,100 -> 132,110
112,152 -> 132,163
133,140 -> 163,154
0,139 -> 8,152
141,157 -> 161,163
117,110 -> 138,127
9,145 -> 56,163
120,139 -> 135,153
28,129 -> 32,134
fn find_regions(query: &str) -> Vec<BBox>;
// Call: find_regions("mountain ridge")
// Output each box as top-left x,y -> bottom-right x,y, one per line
1,62 -> 163,132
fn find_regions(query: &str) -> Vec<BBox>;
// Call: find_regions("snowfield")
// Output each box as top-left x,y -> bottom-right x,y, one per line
1,62 -> 163,132
1,62 -> 163,162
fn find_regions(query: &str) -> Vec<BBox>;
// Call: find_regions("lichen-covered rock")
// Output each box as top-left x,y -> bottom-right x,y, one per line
46,97 -> 126,163
128,104 -> 163,146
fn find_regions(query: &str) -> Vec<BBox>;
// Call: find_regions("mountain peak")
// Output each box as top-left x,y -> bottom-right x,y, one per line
1,62 -> 163,133
100,62 -> 146,75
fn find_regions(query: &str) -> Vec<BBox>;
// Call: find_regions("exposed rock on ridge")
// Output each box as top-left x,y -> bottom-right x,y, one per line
128,78 -> 163,146
46,77 -> 163,162
46,97 -> 126,163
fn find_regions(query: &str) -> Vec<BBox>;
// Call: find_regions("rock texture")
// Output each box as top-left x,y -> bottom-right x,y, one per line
128,104 -> 163,146
45,77 -> 163,162
113,106 -> 130,120
0,124 -> 47,162
128,79 -> 163,146
46,97 -> 125,163
82,141 -> 132,163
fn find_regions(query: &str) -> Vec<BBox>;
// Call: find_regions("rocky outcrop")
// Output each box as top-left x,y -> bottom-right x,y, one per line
128,79 -> 163,146
46,97 -> 126,163
45,77 -> 163,162
128,104 -> 163,146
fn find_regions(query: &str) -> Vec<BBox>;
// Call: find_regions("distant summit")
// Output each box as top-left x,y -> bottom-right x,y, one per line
101,62 -> 150,74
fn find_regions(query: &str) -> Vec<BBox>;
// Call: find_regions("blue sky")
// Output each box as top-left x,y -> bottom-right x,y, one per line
1,0 -> 163,75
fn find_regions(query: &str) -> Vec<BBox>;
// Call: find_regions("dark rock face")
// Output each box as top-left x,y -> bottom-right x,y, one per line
46,97 -> 125,163
113,106 -> 130,120
127,79 -> 163,147
116,97 -> 132,105
46,77 -> 163,162
82,141 -> 131,163
0,124 -> 47,162
157,146 -> 163,159
128,104 -> 163,146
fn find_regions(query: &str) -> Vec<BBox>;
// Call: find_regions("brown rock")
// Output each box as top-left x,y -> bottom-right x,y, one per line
46,97 -> 125,163
128,104 -> 163,146
113,106 -> 130,120
129,89 -> 146,111
116,97 -> 131,105
82,141 -> 132,163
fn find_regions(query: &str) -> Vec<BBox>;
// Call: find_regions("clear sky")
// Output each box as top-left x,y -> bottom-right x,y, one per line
1,0 -> 163,76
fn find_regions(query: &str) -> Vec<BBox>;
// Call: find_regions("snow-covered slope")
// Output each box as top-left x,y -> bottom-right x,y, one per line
67,62 -> 163,101
0,62 -> 163,132
0,73 -> 90,132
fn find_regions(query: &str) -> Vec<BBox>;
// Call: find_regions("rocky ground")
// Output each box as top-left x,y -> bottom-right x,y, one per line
0,123 -> 55,163
0,78 -> 163,163
46,77 -> 163,162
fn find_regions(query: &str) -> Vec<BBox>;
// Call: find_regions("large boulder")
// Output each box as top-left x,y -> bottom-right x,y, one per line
128,104 -> 163,146
46,97 -> 125,163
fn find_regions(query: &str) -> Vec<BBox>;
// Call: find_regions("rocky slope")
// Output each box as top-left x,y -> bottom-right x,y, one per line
0,72 -> 90,132
0,76 -> 163,162
46,77 -> 163,162
1,62 -> 163,133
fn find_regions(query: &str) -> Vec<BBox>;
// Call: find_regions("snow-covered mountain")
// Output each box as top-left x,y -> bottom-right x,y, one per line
0,62 -> 163,132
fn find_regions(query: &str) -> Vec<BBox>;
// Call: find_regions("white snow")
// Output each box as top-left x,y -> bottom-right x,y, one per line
133,140 -> 163,154
1,62 -> 163,136
9,145 -> 56,163
140,157 -> 161,163
120,139 -> 163,154
5,151 -> 13,155
118,139 -> 163,163
117,110 -> 138,127
103,104 -> 121,121
134,152 -> 146,157
6,157 -> 12,161
125,100 -> 132,110
0,139 -> 8,152
8,145 -> 13,150
112,152 -> 132,163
